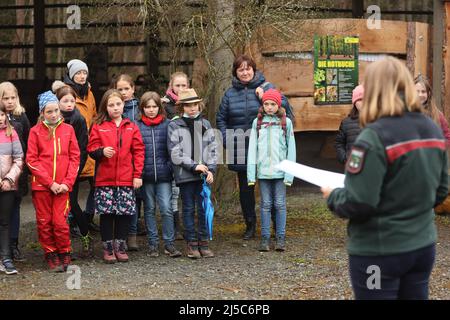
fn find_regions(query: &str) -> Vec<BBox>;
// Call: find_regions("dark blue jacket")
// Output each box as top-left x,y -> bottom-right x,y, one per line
123,98 -> 140,123
137,118 -> 172,183
216,71 -> 293,172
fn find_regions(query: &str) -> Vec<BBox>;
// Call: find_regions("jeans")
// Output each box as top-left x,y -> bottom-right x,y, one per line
259,179 -> 286,239
349,244 -> 436,300
179,181 -> 208,242
142,182 -> 174,246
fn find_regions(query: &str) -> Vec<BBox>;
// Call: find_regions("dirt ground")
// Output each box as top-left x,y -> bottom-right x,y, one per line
1,184 -> 450,300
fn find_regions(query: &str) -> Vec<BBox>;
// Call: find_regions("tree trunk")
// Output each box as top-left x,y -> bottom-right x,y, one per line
208,0 -> 238,212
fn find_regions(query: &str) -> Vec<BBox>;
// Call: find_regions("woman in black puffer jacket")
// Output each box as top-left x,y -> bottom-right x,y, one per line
335,85 -> 364,165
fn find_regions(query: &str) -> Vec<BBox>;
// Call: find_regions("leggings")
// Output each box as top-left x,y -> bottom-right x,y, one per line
100,215 -> 132,241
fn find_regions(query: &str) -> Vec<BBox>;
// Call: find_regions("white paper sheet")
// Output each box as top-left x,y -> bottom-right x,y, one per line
275,160 -> 345,189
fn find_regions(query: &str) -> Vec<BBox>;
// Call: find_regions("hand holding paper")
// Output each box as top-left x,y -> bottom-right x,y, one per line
275,160 -> 345,189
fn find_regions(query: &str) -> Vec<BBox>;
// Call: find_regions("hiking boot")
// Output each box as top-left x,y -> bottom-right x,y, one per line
127,234 -> 139,251
186,242 -> 201,259
0,259 -> 18,275
258,237 -> 270,252
164,244 -> 182,258
45,252 -> 64,272
114,239 -> 129,262
59,252 -> 72,272
10,239 -> 25,262
79,233 -> 94,258
147,245 -> 159,258
275,237 -> 286,252
102,241 -> 117,264
243,220 -> 256,240
198,241 -> 214,258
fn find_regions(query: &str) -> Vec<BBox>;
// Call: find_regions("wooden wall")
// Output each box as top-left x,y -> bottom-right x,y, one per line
248,19 -> 430,131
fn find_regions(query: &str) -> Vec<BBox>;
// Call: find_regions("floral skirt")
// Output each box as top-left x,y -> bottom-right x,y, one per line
94,186 -> 137,216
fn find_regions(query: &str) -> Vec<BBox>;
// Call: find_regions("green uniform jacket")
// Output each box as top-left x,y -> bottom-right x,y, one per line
327,111 -> 448,256
247,115 -> 296,185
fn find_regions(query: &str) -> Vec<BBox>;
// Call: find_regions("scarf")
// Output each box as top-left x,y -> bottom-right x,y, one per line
141,114 -> 164,126
165,88 -> 179,102
63,73 -> 89,99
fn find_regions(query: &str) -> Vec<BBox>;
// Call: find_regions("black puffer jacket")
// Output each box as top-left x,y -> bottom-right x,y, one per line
7,112 -> 30,196
335,116 -> 361,164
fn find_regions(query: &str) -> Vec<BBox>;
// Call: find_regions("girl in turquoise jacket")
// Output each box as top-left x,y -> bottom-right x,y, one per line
247,89 -> 296,252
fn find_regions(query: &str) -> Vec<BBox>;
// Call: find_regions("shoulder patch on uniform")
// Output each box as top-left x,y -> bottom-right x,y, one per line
346,146 -> 366,174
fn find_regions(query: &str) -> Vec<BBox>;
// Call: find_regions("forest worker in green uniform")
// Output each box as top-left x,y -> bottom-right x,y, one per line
321,56 -> 448,300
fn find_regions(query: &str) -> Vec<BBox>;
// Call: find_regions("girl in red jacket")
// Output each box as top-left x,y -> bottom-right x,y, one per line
27,91 -> 80,272
87,89 -> 145,264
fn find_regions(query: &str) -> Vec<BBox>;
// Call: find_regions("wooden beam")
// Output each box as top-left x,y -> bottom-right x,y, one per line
33,0 -> 45,81
290,97 -> 352,132
352,0 -> 364,18
444,1 -> 450,118
433,0 -> 444,111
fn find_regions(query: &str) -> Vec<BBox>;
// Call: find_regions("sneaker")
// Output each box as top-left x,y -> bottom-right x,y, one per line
198,241 -> 214,258
59,252 -> 71,272
275,237 -> 286,252
147,245 -> 159,258
258,237 -> 270,252
114,239 -> 129,262
164,244 -> 182,258
186,242 -> 201,259
0,259 -> 18,275
79,233 -> 94,258
102,241 -> 117,264
45,252 -> 64,272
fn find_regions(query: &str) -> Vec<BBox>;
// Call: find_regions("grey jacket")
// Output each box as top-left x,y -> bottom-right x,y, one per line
167,117 -> 218,185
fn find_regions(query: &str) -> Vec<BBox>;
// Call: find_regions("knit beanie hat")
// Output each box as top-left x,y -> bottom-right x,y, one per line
38,90 -> 59,113
352,84 -> 364,105
67,59 -> 88,80
262,88 -> 282,107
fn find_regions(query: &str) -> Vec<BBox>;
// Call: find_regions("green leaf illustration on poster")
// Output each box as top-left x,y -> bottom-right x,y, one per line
314,35 -> 359,105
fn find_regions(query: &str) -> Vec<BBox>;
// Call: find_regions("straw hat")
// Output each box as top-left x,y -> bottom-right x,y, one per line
176,88 -> 202,105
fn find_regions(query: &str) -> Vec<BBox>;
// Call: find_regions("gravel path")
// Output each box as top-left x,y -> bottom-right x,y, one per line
1,188 -> 450,300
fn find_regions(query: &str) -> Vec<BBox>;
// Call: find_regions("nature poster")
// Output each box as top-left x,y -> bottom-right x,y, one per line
313,35 -> 359,105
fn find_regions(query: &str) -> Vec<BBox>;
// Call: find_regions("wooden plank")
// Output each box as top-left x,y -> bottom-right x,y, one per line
34,0 -> 45,80
290,97 -> 352,131
261,58 -> 375,96
444,2 -> 450,118
413,22 -> 429,78
257,19 -> 408,54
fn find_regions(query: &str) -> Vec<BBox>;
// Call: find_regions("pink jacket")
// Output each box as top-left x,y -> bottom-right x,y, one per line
0,128 -> 24,190
438,112 -> 450,147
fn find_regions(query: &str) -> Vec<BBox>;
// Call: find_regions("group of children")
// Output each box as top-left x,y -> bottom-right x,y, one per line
0,59 -> 296,274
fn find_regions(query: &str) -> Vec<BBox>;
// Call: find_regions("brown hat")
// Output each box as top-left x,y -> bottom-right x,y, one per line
176,88 -> 202,105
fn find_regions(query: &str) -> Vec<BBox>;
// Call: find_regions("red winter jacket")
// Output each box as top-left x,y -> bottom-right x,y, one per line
27,120 -> 80,191
87,118 -> 144,187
